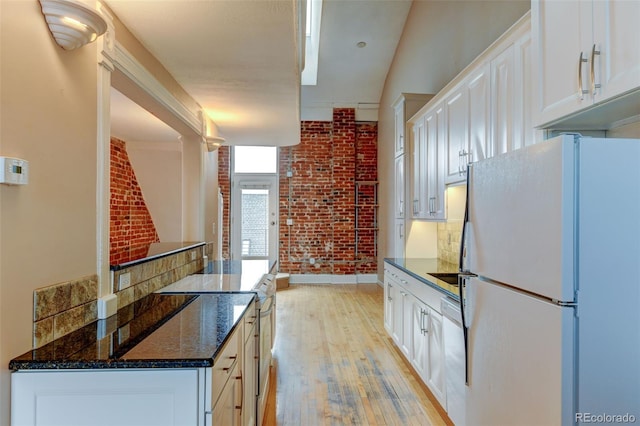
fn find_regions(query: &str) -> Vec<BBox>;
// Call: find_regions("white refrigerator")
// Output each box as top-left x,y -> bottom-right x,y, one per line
459,134 -> 640,425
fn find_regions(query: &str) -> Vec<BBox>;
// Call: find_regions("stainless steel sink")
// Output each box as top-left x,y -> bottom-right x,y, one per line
428,272 -> 459,285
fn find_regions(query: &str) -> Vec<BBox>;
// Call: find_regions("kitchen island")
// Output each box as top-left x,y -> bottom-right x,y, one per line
10,290 -> 257,425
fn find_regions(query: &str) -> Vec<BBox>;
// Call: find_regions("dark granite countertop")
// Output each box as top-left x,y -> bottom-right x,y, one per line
9,292 -> 255,371
384,258 -> 460,300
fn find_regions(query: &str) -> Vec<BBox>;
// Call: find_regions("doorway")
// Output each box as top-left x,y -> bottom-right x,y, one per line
230,146 -> 278,263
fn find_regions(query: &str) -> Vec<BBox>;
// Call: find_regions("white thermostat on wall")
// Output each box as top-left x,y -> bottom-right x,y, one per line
0,157 -> 29,185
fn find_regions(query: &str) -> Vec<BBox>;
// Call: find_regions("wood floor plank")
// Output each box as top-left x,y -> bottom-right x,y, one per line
262,284 -> 452,426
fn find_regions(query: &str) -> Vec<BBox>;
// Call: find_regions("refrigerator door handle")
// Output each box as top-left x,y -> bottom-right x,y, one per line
459,163 -> 472,273
458,274 -> 474,386
458,276 -> 468,385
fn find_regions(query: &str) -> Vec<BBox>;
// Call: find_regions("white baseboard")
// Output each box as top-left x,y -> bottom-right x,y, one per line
289,273 -> 378,284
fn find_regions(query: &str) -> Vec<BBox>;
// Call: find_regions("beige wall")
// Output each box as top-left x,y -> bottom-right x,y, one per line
127,141 -> 184,241
0,1 -> 99,424
378,0 -> 530,277
0,2 -> 218,424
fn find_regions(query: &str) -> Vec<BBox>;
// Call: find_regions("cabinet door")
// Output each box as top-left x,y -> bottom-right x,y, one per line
444,88 -> 468,185
491,45 -> 515,157
11,369 -> 201,426
391,281 -> 403,346
410,298 -> 429,382
425,109 -> 445,220
400,288 -> 412,358
394,101 -> 405,157
513,28 -> 535,150
592,0 -> 640,104
468,63 -> 491,161
393,218 -> 405,260
427,308 -> 446,407
394,155 -> 405,219
532,0 -> 592,127
411,117 -> 428,218
383,275 -> 394,335
214,361 -> 242,426
243,324 -> 257,426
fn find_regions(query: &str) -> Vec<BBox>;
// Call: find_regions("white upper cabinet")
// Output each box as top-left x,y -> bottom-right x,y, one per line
532,0 -> 640,128
513,29 -> 535,149
425,106 -> 446,220
443,15 -> 532,186
411,116 -> 428,218
394,155 -> 405,219
467,63 -> 491,162
444,88 -> 469,185
592,1 -> 640,104
411,106 -> 446,220
394,101 -> 406,157
491,19 -> 532,156
491,46 -> 515,157
393,94 -> 434,158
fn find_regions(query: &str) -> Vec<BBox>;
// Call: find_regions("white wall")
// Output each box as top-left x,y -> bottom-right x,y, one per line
378,0 -> 530,274
0,1 -> 99,424
127,141 -> 183,241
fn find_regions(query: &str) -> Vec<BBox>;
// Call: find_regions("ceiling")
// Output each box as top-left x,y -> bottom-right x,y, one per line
106,0 -> 413,146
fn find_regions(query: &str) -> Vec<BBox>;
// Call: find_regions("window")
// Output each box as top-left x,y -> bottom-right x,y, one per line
234,146 -> 277,174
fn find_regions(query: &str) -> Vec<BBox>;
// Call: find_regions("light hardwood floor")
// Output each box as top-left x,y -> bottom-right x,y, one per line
262,284 -> 452,426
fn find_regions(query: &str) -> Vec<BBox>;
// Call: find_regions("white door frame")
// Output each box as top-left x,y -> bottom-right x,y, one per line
230,174 -> 278,262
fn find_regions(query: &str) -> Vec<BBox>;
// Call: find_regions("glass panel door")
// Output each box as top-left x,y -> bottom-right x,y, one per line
231,176 -> 278,262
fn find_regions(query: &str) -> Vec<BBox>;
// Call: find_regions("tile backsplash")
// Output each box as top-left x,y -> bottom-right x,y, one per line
32,243 -> 211,349
33,275 -> 98,349
112,247 -> 205,310
437,220 -> 463,265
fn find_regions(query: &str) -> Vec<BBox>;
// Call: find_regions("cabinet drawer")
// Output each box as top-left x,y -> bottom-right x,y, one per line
210,327 -> 240,409
244,301 -> 258,342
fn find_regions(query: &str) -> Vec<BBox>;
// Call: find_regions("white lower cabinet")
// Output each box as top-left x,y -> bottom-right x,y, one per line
11,309 -> 256,426
384,264 -> 447,412
11,369 -> 203,426
212,360 -> 242,426
426,306 -> 446,406
242,304 -> 258,426
410,296 -> 429,379
391,279 -> 404,350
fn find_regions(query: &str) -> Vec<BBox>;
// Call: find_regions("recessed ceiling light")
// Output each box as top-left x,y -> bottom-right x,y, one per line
357,41 -> 367,48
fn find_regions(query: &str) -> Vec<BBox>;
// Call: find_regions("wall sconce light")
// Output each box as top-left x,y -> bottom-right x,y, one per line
39,0 -> 107,50
205,136 -> 226,152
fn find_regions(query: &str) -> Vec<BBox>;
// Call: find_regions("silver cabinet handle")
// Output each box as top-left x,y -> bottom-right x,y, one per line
421,308 -> 429,335
459,149 -> 470,176
578,51 -> 589,99
590,44 -> 601,95
399,200 -> 404,216
398,223 -> 404,239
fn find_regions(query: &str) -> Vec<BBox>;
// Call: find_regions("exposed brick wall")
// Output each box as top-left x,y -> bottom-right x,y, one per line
279,109 -> 378,275
110,138 -> 159,264
217,109 -> 378,275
